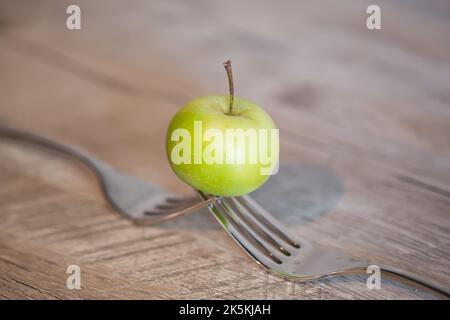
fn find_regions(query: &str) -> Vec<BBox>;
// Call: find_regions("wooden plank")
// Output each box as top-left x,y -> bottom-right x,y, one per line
0,0 -> 449,299
0,233 -> 175,299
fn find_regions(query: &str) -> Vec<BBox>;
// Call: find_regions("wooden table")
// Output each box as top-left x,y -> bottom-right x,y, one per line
0,0 -> 449,299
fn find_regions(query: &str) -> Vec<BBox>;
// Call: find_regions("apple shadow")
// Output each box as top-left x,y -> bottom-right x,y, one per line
157,163 -> 344,230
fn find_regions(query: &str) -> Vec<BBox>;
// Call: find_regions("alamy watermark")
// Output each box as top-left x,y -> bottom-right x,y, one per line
66,5 -> 81,30
366,5 -> 381,30
366,265 -> 381,289
170,121 -> 279,176
66,265 -> 81,290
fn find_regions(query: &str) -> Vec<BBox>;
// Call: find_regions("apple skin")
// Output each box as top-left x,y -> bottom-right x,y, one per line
166,95 -> 277,197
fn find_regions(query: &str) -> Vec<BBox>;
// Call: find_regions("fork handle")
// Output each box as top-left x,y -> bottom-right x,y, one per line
0,125 -> 114,178
378,265 -> 450,299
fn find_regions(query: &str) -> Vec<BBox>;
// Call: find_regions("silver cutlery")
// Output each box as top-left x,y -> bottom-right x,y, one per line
1,126 -> 448,298
0,126 -> 215,224
197,191 -> 450,299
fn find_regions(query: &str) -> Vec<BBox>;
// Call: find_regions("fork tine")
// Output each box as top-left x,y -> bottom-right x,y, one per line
195,190 -> 282,267
144,196 -> 214,216
165,196 -> 198,204
214,200 -> 285,264
155,197 -> 200,210
237,195 -> 300,248
136,199 -> 211,225
220,200 -> 289,258
226,198 -> 295,255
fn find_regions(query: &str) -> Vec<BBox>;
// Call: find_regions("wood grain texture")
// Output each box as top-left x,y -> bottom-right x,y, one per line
0,0 -> 449,299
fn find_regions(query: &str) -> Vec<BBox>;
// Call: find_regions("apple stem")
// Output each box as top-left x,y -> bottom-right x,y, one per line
223,60 -> 234,115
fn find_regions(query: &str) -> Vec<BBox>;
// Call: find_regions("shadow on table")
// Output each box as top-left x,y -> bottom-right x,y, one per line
157,163 -> 344,231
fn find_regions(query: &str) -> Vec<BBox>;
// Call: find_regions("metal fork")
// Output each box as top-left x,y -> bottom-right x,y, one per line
0,126 -> 216,224
3,126 -> 449,297
196,191 -> 450,299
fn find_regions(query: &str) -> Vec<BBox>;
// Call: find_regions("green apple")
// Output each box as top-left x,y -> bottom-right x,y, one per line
165,61 -> 278,196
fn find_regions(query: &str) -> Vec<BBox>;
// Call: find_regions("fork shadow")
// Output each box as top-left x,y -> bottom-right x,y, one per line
157,163 -> 344,230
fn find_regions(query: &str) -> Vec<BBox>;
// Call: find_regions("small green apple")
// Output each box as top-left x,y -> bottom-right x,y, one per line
166,61 -> 278,196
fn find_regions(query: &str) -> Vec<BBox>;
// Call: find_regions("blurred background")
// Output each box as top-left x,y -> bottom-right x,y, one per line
0,0 -> 449,299
1,0 -> 449,186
